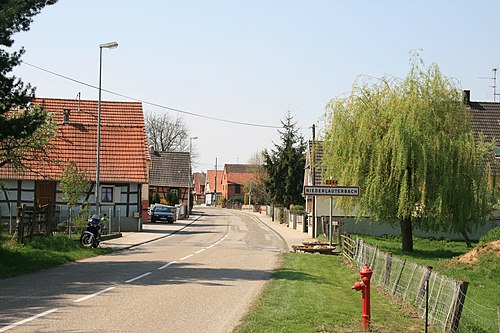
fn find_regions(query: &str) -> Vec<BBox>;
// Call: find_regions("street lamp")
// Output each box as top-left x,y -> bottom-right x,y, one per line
95,41 -> 118,216
187,136 -> 198,217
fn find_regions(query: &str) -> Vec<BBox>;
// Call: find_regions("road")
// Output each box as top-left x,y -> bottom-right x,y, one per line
0,207 -> 288,332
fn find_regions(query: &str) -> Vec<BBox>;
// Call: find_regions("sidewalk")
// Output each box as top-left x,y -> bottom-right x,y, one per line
245,211 -> 316,252
100,209 -> 317,252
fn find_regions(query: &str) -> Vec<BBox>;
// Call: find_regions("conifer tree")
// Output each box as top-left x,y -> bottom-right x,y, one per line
263,113 -> 306,207
0,0 -> 58,168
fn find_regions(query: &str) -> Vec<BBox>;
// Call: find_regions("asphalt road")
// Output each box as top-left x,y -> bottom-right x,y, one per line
0,207 -> 288,332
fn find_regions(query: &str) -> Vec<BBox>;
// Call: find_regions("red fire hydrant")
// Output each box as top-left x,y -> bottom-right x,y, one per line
352,264 -> 373,331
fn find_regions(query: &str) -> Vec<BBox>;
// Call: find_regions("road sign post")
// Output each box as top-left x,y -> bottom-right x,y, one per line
303,185 -> 360,244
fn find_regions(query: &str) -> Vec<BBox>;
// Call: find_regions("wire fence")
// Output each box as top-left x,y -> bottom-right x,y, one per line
342,235 -> 499,333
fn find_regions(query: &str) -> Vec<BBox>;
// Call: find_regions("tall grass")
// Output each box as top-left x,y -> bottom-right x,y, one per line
0,234 -> 112,278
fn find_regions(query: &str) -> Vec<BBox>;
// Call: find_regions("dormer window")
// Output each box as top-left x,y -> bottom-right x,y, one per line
63,109 -> 70,125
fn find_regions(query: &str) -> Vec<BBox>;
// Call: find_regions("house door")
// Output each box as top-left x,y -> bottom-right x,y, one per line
35,181 -> 56,206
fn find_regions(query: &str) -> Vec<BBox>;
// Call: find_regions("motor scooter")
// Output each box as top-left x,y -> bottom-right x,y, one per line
80,215 -> 104,248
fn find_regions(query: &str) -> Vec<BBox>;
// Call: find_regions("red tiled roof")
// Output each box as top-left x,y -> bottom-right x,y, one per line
206,170 -> 223,192
224,164 -> 256,184
0,97 -> 150,183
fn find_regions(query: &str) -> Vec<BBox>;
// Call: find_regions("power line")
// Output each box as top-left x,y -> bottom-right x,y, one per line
21,61 -> 283,129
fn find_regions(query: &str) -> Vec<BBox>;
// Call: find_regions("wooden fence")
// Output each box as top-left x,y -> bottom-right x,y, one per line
12,204 -> 55,243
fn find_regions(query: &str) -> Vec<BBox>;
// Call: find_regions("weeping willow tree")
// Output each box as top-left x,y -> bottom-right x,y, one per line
323,56 -> 496,251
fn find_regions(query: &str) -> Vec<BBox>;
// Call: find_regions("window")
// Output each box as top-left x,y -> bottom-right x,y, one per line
101,186 -> 113,203
235,184 -> 241,194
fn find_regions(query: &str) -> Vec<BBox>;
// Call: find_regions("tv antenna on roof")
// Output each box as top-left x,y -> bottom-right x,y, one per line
479,68 -> 499,102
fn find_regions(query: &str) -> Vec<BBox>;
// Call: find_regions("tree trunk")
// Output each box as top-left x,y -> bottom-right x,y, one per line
460,230 -> 472,248
400,216 -> 414,252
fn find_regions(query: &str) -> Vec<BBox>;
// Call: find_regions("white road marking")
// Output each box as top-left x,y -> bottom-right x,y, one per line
195,249 -> 206,254
0,308 -> 59,332
125,272 -> 152,283
180,254 -> 193,260
208,234 -> 229,248
74,287 -> 115,303
158,261 -> 176,270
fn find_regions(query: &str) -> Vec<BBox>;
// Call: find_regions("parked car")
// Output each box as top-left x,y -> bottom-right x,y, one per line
149,204 -> 176,223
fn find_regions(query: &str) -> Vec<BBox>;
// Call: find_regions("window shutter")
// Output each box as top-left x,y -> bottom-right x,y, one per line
114,187 -> 121,203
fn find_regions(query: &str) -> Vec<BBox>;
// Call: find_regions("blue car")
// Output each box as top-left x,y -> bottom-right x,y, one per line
150,204 -> 175,223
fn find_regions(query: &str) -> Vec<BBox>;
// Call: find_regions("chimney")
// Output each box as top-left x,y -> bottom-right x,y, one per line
463,90 -> 471,104
63,108 -> 71,125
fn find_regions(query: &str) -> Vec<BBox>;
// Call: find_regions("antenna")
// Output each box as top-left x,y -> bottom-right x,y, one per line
479,68 -> 499,102
76,92 -> 81,111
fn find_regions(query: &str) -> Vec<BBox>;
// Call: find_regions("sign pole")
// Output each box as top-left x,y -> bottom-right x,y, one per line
329,196 -> 333,246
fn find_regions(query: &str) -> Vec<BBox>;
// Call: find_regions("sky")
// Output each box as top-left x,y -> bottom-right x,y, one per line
11,0 -> 500,172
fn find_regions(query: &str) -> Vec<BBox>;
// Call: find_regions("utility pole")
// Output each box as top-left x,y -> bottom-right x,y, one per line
214,157 -> 217,206
312,124 -> 316,237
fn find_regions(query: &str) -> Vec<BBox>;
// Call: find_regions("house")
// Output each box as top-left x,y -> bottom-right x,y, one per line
0,97 -> 150,231
205,169 -> 223,206
221,164 -> 256,203
465,90 -> 500,218
149,151 -> 191,208
192,172 -> 206,204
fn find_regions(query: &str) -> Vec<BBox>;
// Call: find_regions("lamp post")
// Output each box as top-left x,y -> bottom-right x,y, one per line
95,41 -> 118,216
187,136 -> 198,217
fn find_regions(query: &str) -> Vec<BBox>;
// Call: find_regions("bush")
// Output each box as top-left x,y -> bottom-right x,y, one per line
166,191 -> 178,205
290,205 -> 305,215
479,227 -> 500,245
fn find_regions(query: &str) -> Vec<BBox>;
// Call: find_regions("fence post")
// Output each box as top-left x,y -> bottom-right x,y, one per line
9,202 -> 13,234
370,246 -> 378,272
384,252 -> 392,288
417,266 -> 433,304
449,281 -> 469,333
109,207 -> 112,234
497,306 -> 499,333
391,258 -> 406,295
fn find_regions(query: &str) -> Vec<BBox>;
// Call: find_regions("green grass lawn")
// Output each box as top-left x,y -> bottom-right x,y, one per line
235,253 -> 430,333
0,233 -> 112,278
352,234 -> 500,333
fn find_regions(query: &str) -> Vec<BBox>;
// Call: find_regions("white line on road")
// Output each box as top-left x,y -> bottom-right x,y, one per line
158,261 -> 176,270
125,272 -> 152,283
0,308 -> 59,332
179,254 -> 193,260
195,249 -> 206,254
207,234 -> 228,248
74,287 -> 116,303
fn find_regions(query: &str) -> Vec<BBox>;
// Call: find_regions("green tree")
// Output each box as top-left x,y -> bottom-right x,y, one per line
244,150 -> 269,205
60,163 -> 90,235
263,113 -> 306,207
166,191 -> 178,205
60,163 -> 90,208
322,55 -> 496,251
0,0 -> 58,169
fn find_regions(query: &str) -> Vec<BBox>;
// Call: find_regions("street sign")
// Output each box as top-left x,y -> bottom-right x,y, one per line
303,185 -> 360,197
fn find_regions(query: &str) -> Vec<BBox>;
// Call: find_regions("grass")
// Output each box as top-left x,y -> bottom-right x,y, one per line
235,253 -> 430,333
352,234 -> 500,333
0,233 -> 112,278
